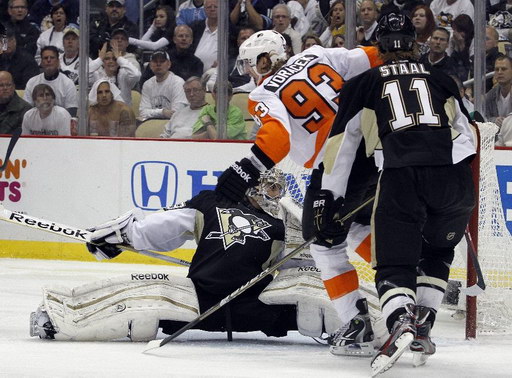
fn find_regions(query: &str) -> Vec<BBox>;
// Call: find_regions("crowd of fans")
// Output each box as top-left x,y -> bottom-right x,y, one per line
0,0 -> 511,146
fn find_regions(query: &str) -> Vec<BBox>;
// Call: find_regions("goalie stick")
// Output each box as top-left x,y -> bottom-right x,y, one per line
0,128 -> 22,172
143,195 -> 376,353
0,204 -> 191,267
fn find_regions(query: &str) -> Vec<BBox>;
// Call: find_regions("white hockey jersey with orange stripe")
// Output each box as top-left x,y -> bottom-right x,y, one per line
248,45 -> 382,170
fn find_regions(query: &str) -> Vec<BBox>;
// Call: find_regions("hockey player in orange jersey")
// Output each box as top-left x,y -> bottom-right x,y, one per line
215,30 -> 383,356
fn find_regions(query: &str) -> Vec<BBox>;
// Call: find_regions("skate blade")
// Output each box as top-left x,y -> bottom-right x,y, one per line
330,342 -> 374,357
371,332 -> 414,377
412,351 -> 429,367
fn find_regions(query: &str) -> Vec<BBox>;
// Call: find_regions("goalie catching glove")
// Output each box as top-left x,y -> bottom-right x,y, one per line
86,208 -> 144,260
215,158 -> 261,202
310,190 -> 347,247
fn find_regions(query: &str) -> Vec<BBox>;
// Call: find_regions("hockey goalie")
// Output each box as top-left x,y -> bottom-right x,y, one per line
29,169 -> 343,342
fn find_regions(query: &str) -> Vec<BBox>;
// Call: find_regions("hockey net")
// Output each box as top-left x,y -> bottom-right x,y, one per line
276,121 -> 512,336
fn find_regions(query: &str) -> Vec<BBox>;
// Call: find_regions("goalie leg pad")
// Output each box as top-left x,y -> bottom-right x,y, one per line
37,273 -> 199,341
259,267 -> 341,337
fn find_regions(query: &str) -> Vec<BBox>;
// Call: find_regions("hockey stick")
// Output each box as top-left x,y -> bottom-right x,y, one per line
461,226 -> 486,296
0,128 -> 22,172
0,204 -> 191,267
143,195 -> 375,353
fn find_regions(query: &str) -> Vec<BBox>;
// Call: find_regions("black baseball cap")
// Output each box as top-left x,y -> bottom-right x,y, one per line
151,50 -> 170,61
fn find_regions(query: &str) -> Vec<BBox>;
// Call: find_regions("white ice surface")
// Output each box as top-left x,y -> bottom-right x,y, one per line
1,258 -> 512,378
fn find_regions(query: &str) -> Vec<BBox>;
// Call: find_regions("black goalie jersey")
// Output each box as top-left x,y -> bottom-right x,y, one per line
130,190 -> 285,308
321,60 -> 476,199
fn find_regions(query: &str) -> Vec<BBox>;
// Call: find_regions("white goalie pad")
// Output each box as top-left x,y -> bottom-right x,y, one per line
259,266 -> 340,337
40,272 -> 199,341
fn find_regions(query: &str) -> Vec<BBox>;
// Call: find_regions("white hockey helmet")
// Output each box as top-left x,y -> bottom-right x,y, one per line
236,30 -> 287,76
247,168 -> 286,217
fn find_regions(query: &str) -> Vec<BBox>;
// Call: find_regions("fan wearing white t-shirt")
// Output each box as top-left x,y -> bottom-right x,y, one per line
22,83 -> 72,136
24,46 -> 78,117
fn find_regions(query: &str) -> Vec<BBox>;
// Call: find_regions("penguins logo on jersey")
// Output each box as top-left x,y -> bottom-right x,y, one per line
206,207 -> 271,249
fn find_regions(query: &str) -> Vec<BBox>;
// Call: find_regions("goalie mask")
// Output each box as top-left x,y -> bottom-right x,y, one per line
236,30 -> 287,77
376,12 -> 416,53
247,168 -> 286,217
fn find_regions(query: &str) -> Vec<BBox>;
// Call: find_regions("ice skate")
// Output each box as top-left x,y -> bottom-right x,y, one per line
329,298 -> 374,357
370,303 -> 417,376
410,318 -> 436,367
30,307 -> 56,340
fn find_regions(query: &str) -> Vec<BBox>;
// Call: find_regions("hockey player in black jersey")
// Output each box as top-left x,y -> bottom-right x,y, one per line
30,169 -> 340,342
313,12 -> 476,375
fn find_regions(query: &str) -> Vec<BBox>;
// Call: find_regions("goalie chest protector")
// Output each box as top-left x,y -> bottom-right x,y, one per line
185,191 -> 285,304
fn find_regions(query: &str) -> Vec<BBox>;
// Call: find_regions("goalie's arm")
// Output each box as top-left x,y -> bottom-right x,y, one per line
88,207 -> 197,260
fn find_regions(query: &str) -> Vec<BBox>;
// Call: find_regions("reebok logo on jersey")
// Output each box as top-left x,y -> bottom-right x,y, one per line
231,162 -> 252,183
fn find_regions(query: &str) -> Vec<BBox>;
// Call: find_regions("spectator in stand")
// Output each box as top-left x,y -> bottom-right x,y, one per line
191,0 -> 219,73
108,28 -> 141,71
450,74 -> 474,115
430,0 -> 474,30
497,112 -> 512,146
356,0 -> 379,46
331,34 -> 345,48
139,50 -> 187,122
192,81 -> 246,140
59,27 -> 95,86
411,5 -> 436,56
448,14 -> 474,83
476,26 -> 502,93
139,24 -> 204,86
128,5 -> 176,52
301,34 -> 322,52
90,0 -> 138,59
29,0 -> 79,29
90,42 -> 141,106
88,79 -> 136,137
35,4 -> 71,65
319,0 -> 345,48
161,76 -> 208,138
419,27 -> 457,77
21,83 -> 73,136
272,4 -> 301,57
0,71 -> 32,134
286,1 -> 311,38
5,0 -> 40,56
486,55 -> 512,127
24,46 -> 78,117
176,0 -> 206,26
203,26 -> 255,93
0,26 -> 39,90
169,25 -> 204,81
229,0 -> 275,31
378,0 -> 425,17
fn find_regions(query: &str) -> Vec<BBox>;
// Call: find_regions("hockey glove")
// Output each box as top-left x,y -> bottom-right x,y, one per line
215,158 -> 261,202
86,208 -> 144,260
311,190 -> 347,247
302,167 -> 323,241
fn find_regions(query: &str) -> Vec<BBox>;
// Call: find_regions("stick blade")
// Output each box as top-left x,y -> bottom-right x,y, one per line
142,339 -> 163,354
461,284 -> 486,297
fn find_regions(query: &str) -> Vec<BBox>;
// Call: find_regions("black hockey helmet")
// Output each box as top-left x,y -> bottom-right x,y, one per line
375,12 -> 416,53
